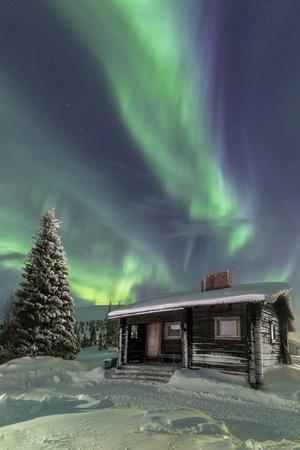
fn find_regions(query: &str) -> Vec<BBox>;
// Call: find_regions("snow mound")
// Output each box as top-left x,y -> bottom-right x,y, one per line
76,346 -> 117,369
0,355 -> 105,393
0,392 -> 114,427
169,368 -> 250,397
0,348 -> 299,449
168,367 -> 300,407
243,438 -> 300,449
0,405 -> 238,450
263,364 -> 300,396
142,408 -> 229,437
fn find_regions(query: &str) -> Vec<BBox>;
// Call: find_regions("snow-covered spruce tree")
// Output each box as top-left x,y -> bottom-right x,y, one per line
12,210 -> 79,359
89,322 -> 97,346
104,302 -> 119,348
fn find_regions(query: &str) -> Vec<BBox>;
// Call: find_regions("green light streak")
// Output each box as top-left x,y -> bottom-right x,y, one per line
264,239 -> 300,284
70,252 -> 171,304
51,0 -> 253,254
228,224 -> 254,256
0,75 -> 172,305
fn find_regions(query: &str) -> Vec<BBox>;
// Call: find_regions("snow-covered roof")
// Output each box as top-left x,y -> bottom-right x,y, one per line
108,282 -> 293,319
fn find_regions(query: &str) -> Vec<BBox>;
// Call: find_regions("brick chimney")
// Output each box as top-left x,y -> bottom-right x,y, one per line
202,270 -> 232,291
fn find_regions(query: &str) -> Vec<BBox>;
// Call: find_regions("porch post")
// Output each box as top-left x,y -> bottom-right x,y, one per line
124,324 -> 129,365
117,319 -> 123,368
182,315 -> 188,368
254,306 -> 263,385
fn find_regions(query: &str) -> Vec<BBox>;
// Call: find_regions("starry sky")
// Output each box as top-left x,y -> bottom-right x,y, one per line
0,0 -> 299,324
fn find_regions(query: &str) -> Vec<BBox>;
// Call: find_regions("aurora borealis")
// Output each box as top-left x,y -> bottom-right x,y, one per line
0,1 -> 299,323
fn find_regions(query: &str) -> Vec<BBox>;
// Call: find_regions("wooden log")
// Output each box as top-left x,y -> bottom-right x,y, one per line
182,321 -> 188,368
124,324 -> 129,365
254,311 -> 263,384
117,320 -> 123,368
260,304 -> 282,367
191,353 -> 247,365
248,315 -> 256,385
190,362 -> 248,374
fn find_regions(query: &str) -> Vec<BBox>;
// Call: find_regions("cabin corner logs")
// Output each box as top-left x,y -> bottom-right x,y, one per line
117,301 -> 289,386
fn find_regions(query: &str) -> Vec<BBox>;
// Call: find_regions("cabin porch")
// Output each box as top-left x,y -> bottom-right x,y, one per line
117,309 -> 188,369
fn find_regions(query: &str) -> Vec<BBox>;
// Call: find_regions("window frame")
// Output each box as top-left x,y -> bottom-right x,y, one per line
270,321 -> 276,344
214,316 -> 241,341
164,321 -> 182,340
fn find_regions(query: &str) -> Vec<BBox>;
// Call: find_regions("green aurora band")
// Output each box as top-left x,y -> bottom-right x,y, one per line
52,0 -> 254,255
2,1 -> 296,309
0,74 -> 171,304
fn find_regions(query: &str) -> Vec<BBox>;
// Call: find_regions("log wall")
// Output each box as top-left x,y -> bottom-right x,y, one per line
247,304 -> 258,384
119,319 -> 126,364
261,304 -> 282,368
189,304 -> 249,375
161,336 -> 182,355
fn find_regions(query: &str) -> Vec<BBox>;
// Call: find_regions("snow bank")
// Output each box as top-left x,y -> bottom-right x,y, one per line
76,346 -> 117,369
0,404 -> 239,450
168,366 -> 300,407
263,364 -> 300,397
169,367 -> 249,396
0,348 -> 299,449
141,408 -> 229,437
0,354 -> 105,393
0,401 -> 299,450
0,347 -> 118,394
0,392 -> 114,427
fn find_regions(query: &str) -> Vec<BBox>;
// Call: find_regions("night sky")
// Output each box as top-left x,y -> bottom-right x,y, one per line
0,0 -> 299,324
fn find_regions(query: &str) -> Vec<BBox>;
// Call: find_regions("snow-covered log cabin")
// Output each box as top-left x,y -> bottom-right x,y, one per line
108,271 -> 295,385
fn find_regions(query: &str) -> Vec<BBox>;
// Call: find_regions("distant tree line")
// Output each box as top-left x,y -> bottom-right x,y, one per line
0,293 -> 16,363
76,303 -> 119,350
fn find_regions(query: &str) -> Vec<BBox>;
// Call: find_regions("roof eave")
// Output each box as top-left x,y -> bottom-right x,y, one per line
108,306 -> 184,320
108,293 -> 267,319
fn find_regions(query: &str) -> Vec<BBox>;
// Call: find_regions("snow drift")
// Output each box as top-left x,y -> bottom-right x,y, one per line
0,348 -> 299,449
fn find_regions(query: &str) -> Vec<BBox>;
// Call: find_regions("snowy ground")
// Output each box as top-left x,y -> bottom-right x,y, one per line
0,348 -> 300,449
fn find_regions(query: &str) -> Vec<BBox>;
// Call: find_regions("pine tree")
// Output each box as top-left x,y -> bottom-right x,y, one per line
105,301 -> 119,348
12,210 -> 79,359
0,344 -> 6,364
0,292 -> 17,352
89,322 -> 97,346
0,292 -> 16,326
81,333 -> 89,348
98,328 -> 104,350
74,323 -> 81,350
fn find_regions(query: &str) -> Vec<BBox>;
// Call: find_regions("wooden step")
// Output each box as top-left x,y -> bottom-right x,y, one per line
122,364 -> 179,372
113,370 -> 171,378
110,373 -> 170,383
106,364 -> 179,383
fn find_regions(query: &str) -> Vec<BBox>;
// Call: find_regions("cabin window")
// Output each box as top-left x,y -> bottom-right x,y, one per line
215,317 -> 241,340
130,325 -> 138,339
270,322 -> 276,344
165,322 -> 181,340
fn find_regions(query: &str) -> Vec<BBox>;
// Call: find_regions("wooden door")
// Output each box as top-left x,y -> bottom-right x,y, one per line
146,322 -> 161,358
